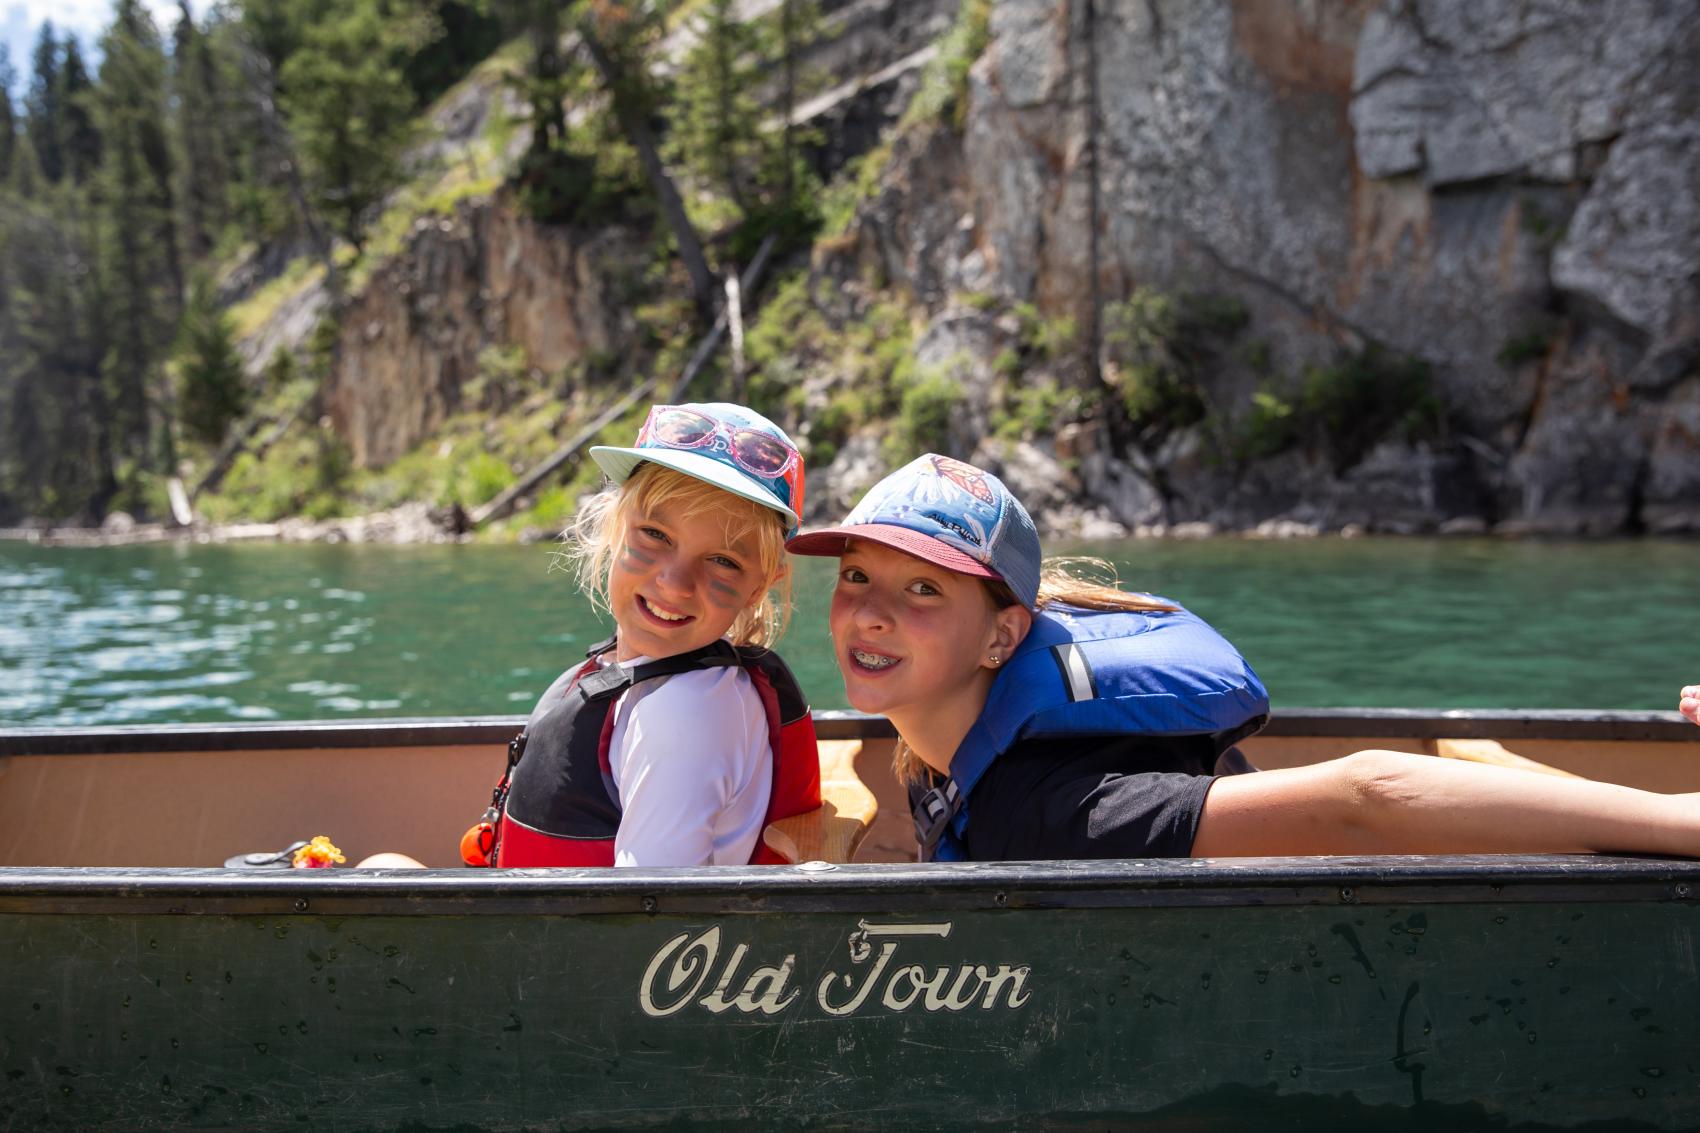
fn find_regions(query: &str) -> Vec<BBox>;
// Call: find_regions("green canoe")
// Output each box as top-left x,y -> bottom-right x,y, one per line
2,709 -> 1697,1131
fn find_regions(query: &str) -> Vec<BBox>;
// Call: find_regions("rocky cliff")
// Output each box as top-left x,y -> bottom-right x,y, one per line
325,202 -> 638,468
832,0 -> 1700,534
256,0 -> 1700,538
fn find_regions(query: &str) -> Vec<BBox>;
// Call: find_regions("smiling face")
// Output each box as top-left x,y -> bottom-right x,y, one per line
608,494 -> 776,662
828,539 -> 1030,772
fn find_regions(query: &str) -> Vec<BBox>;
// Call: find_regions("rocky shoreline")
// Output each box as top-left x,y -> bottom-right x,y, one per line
7,499 -> 1693,550
0,503 -> 473,548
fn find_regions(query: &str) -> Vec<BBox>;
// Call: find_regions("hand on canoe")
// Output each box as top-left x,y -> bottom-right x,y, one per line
1682,685 -> 1700,726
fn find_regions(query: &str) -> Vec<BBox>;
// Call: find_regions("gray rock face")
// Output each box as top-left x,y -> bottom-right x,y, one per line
325,199 -> 637,468
1552,126 -> 1700,341
1353,0 -> 1700,343
841,0 -> 1700,533
1644,378 -> 1700,533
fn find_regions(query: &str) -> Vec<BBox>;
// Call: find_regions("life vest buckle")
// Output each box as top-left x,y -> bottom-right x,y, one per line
912,780 -> 962,862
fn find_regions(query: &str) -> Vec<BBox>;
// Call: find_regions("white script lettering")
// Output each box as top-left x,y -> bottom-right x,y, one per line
637,919 -> 1032,1019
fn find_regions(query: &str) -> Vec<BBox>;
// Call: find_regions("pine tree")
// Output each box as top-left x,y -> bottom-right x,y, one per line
673,0 -> 765,215
58,38 -> 101,184
173,1 -> 230,260
575,1 -> 715,320
494,0 -> 569,166
403,0 -> 504,106
174,273 -> 248,446
671,1 -> 822,254
0,172 -> 118,519
6,131 -> 42,198
25,23 -> 62,183
92,0 -> 186,469
0,46 -> 16,181
278,0 -> 419,252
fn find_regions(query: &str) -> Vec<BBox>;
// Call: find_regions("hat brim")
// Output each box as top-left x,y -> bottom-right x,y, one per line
786,523 -> 1003,581
588,446 -> 799,530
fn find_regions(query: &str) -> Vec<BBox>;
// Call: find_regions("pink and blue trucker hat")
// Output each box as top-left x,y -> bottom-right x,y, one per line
590,403 -> 805,537
786,454 -> 1042,609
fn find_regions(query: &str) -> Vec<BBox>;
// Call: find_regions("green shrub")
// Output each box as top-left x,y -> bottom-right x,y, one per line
1238,338 -> 1272,375
509,483 -> 575,537
453,451 -> 515,508
1299,346 -> 1440,472
816,142 -> 893,237
1104,291 -> 1203,431
884,363 -> 962,465
1232,345 -> 1440,472
1102,289 -> 1252,436
1235,389 -> 1299,462
1014,301 -> 1077,360
900,0 -> 993,131
201,427 -> 352,523
1496,318 -> 1559,368
800,389 -> 850,468
175,275 -> 251,448
307,314 -> 340,380
747,273 -> 827,375
107,466 -> 172,524
991,378 -> 1096,442
467,343 -> 534,410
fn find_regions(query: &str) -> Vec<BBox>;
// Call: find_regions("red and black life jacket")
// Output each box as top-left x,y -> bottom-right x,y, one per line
478,638 -> 821,867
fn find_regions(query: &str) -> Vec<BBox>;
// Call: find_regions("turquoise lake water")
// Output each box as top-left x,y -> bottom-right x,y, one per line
1,538 -> 1695,728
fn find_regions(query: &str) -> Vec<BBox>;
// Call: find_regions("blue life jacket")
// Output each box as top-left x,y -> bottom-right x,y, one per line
913,601 -> 1270,861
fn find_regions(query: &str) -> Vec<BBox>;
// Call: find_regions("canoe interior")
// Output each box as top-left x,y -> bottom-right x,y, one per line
3,711 -> 1698,1131
1,710 -> 1695,869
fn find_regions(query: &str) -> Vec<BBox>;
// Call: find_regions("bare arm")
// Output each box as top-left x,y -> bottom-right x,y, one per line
1191,749 -> 1699,858
1682,685 -> 1699,726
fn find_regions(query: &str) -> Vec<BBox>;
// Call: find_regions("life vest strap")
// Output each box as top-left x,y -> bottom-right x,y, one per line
574,640 -> 742,702
913,778 -> 962,862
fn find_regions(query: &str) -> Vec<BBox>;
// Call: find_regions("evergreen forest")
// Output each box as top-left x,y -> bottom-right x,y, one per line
0,0 -> 842,530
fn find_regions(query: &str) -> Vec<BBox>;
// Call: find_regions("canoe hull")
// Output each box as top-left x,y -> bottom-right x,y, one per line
4,858 -> 1698,1131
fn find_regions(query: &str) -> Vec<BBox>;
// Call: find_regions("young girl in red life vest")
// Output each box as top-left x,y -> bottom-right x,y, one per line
490,402 -> 820,867
368,404 -> 821,870
788,453 -> 1700,863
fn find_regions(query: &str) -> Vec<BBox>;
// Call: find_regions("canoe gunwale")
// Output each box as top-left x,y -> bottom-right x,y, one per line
2,707 -> 1696,756
3,856 -> 1697,916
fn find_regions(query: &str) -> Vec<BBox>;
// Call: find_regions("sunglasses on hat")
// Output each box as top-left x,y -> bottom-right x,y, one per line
637,405 -> 804,515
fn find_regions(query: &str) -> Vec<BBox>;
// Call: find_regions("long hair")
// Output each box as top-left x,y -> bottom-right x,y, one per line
894,557 -> 1177,782
564,463 -> 792,648
998,556 -> 1177,616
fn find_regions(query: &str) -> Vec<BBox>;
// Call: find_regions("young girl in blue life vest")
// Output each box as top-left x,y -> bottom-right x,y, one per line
788,454 -> 1700,863
461,402 -> 821,868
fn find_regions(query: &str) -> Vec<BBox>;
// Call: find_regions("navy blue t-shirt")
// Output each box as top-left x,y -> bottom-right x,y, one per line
935,734 -> 1253,861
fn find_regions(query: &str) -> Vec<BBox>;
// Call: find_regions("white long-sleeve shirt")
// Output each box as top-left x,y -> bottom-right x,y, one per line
605,657 -> 773,866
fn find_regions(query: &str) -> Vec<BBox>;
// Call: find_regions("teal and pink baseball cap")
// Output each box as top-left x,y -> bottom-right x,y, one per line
787,454 -> 1042,609
590,403 -> 805,537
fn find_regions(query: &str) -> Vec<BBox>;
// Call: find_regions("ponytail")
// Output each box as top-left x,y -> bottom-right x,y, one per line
986,556 -> 1176,615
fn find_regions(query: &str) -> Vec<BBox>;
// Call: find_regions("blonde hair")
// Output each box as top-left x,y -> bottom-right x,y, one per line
895,557 -> 1177,783
566,463 -> 792,649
